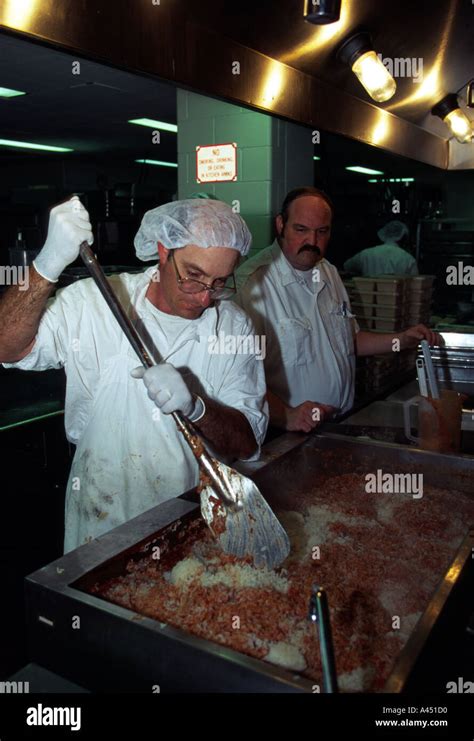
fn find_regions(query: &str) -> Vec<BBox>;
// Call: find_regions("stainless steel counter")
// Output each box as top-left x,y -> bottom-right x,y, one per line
24,433 -> 474,693
327,388 -> 473,454
331,335 -> 474,450
346,383 -> 473,433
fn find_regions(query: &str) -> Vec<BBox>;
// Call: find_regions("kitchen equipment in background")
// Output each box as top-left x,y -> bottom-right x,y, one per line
344,274 -> 430,400
408,275 -> 435,324
422,333 -> 474,398
8,228 -> 41,268
403,390 -> 464,453
8,247 -> 37,269
96,220 -> 121,259
421,339 -> 440,398
456,301 -> 474,323
417,222 -> 474,317
347,275 -> 435,331
308,585 -> 338,693
416,358 -> 429,397
79,242 -> 290,569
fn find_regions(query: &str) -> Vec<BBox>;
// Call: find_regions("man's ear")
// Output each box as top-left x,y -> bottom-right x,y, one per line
275,214 -> 284,238
157,242 -> 170,264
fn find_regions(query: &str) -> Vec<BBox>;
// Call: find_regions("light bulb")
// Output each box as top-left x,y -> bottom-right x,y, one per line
444,108 -> 473,143
352,51 -> 397,103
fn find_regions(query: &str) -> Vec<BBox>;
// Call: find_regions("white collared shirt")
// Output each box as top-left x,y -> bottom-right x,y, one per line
236,240 -> 359,414
344,242 -> 418,276
4,267 -> 268,552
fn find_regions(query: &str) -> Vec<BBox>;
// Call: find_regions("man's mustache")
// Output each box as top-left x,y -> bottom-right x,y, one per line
298,244 -> 321,255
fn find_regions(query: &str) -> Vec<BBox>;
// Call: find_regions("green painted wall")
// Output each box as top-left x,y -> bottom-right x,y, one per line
177,91 -> 313,257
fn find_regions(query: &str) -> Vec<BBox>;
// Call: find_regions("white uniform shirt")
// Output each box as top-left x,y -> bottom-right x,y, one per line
344,243 -> 419,276
4,267 -> 268,552
236,240 -> 358,414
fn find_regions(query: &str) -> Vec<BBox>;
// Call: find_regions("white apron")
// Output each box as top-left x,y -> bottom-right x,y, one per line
63,324 -> 205,552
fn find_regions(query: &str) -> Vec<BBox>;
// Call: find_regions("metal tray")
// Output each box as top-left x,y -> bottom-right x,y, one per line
25,434 -> 474,693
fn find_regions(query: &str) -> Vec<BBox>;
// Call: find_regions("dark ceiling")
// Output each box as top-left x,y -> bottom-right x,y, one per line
0,24 -> 460,181
317,130 -> 443,184
0,0 -> 472,167
194,0 -> 474,135
0,32 -> 177,158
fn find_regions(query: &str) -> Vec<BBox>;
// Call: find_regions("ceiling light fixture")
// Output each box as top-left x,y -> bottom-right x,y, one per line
129,118 -> 177,133
337,32 -> 396,103
346,166 -> 384,175
467,81 -> 474,109
431,94 -> 473,143
135,159 -> 178,168
0,138 -> 73,152
304,0 -> 341,25
0,86 -> 26,98
368,178 -> 414,183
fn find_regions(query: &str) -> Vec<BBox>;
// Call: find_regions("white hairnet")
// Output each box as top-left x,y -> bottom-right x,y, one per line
377,220 -> 409,243
134,199 -> 252,261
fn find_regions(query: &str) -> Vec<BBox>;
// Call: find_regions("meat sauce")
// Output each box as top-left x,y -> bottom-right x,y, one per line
90,472 -> 473,691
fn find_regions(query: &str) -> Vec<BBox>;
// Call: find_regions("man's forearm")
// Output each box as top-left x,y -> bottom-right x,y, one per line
266,389 -> 289,428
0,266 -> 53,362
194,397 -> 258,460
355,330 -> 402,356
357,325 -> 440,357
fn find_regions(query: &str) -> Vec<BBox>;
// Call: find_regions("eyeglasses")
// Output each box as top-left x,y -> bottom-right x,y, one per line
170,251 -> 236,300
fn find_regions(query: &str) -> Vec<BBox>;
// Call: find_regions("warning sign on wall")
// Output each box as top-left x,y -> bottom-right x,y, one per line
196,143 -> 237,183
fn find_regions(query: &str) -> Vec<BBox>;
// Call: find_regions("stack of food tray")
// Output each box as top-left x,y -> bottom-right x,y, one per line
407,275 -> 435,325
346,275 -> 435,332
343,276 -> 433,398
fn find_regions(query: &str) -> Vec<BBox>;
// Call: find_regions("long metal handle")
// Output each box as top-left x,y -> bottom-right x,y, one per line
416,358 -> 429,397
403,395 -> 422,445
79,242 -> 238,508
80,242 -> 155,368
308,585 -> 338,693
421,339 -> 440,399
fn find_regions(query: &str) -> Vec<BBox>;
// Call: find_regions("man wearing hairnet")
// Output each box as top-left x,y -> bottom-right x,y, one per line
343,220 -> 418,276
0,196 -> 267,552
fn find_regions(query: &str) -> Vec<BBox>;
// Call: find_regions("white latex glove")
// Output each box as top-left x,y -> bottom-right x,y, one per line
33,196 -> 93,283
131,363 -> 205,422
